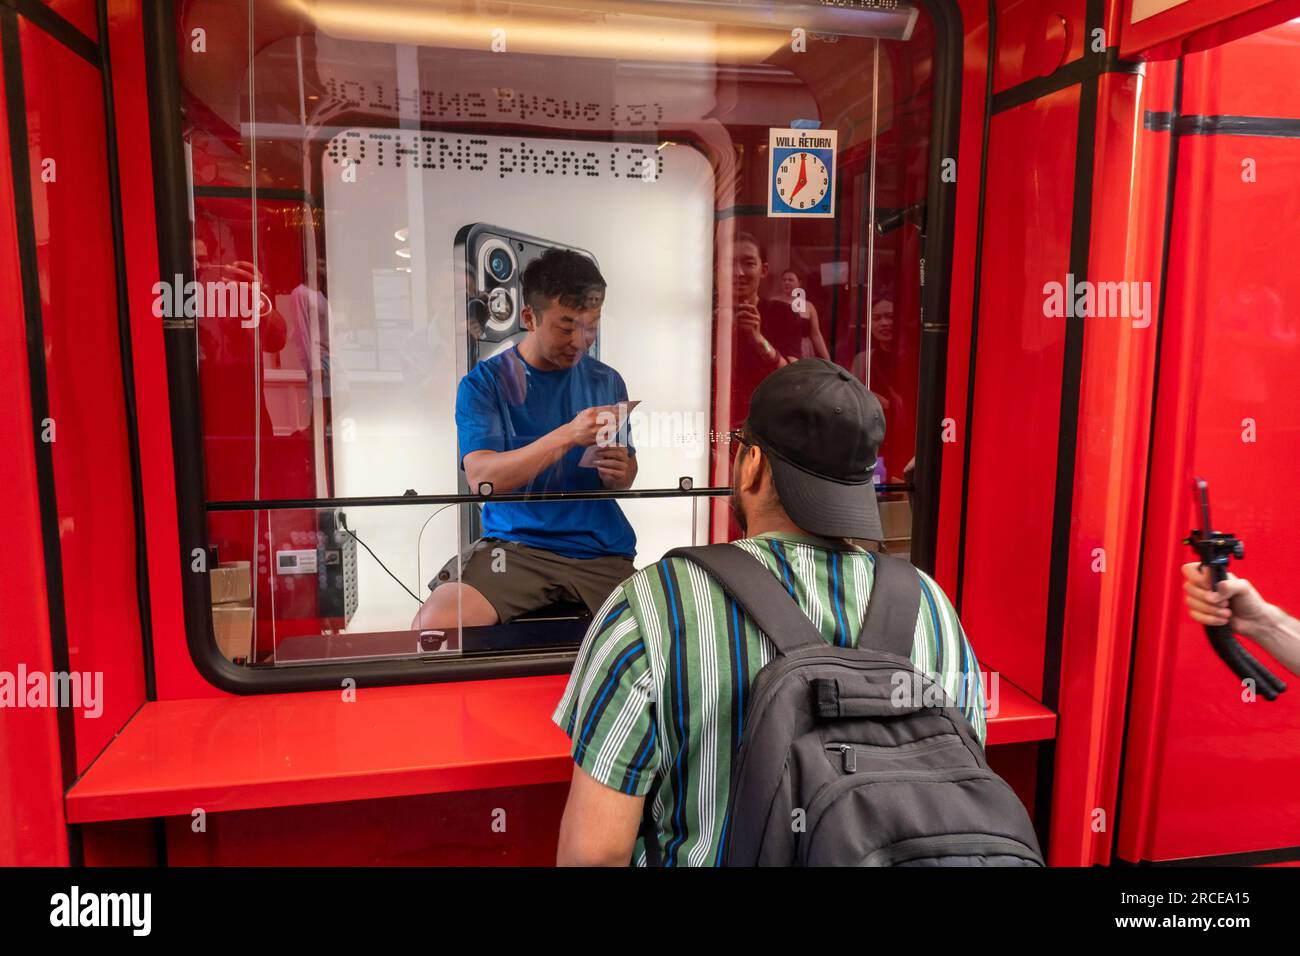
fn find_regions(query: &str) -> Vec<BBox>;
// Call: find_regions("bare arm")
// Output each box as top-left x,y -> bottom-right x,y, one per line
1253,607 -> 1300,677
734,302 -> 788,371
556,763 -> 645,866
805,303 -> 830,361
463,432 -> 569,495
1181,562 -> 1300,677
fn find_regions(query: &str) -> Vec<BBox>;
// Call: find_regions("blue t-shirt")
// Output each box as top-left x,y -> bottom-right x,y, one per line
456,345 -> 637,559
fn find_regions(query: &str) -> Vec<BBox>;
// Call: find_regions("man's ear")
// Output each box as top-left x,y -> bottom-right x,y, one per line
520,304 -> 536,331
740,446 -> 765,496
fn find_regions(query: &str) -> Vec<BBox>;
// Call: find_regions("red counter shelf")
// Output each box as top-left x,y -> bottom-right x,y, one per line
65,672 -> 1056,825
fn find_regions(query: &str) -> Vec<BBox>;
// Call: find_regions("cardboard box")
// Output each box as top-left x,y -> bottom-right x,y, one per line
212,603 -> 254,662
877,497 -> 912,561
210,561 -> 251,605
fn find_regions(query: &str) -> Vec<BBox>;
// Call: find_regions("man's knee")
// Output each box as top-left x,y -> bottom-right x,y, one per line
411,582 -> 499,630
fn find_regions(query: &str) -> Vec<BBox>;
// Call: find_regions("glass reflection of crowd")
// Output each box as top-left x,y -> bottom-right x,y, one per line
723,231 -> 910,486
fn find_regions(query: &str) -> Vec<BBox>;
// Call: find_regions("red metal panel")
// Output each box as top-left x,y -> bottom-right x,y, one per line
1118,63 -> 1300,861
19,18 -> 146,771
106,0 -> 221,701
163,785 -> 570,866
959,86 -> 1079,697
933,0 -> 994,594
80,820 -> 158,866
39,1 -> 96,42
1178,0 -> 1300,57
1048,68 -> 1165,867
0,22 -> 69,867
987,741 -> 1041,818
1179,18 -> 1300,117
65,676 -> 577,823
993,0 -> 1089,94
1137,131 -> 1300,860
65,672 -> 1053,827
1120,0 -> 1300,58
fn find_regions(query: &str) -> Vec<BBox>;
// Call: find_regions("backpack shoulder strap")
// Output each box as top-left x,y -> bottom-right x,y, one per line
662,544 -> 824,655
859,552 -> 923,659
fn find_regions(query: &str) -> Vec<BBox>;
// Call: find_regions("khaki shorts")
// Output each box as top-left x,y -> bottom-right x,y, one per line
429,538 -> 636,624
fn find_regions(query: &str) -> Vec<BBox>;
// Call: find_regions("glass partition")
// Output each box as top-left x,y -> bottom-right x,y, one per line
174,0 -> 937,679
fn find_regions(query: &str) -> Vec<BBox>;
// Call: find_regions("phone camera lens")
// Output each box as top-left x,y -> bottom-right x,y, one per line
487,248 -> 513,281
487,287 -> 512,322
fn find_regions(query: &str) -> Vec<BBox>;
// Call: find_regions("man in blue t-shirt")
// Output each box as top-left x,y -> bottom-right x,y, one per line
412,248 -> 638,630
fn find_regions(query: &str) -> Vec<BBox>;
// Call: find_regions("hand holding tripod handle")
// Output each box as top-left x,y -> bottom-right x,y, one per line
1202,563 -> 1288,700
1186,477 -> 1287,700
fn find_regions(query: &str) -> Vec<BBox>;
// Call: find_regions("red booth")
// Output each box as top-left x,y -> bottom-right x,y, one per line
2,0 -> 1299,868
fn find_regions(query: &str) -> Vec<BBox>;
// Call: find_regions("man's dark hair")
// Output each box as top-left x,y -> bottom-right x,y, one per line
521,247 -> 606,315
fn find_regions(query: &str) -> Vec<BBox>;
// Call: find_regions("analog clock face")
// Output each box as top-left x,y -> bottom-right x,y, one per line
775,151 -> 830,210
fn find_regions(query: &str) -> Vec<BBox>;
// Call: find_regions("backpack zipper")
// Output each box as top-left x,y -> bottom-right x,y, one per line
833,744 -> 856,773
824,736 -> 962,773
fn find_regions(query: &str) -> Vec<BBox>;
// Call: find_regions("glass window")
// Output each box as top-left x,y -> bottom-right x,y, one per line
172,0 -> 939,681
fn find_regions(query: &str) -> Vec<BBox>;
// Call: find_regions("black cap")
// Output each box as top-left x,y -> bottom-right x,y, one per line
744,359 -> 885,540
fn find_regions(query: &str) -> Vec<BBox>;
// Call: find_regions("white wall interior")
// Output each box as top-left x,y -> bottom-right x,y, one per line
323,128 -> 715,631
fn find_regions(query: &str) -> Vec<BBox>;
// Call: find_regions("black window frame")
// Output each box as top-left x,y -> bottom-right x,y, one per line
144,0 -> 962,694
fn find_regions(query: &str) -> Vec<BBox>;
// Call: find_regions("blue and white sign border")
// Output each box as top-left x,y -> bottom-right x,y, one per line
766,127 -> 838,219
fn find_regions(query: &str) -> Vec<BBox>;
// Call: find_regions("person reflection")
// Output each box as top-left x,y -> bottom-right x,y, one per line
191,233 -> 312,496
852,297 -> 909,484
726,232 -> 807,423
776,268 -> 829,361
412,248 -> 637,631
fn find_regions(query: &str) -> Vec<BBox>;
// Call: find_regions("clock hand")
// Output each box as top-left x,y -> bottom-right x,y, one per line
789,154 -> 809,200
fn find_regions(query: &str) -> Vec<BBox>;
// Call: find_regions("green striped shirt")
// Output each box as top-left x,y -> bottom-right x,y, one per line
552,530 -> 987,867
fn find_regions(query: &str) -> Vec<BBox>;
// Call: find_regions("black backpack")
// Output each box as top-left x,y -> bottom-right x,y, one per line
657,544 -> 1045,867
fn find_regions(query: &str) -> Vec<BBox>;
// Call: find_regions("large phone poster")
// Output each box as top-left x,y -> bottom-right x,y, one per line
323,129 -> 715,631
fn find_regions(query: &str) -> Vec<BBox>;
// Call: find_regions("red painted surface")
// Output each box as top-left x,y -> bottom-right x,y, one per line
987,741 -> 1041,819
80,820 -> 158,866
932,0 -> 992,596
1178,0 -> 1300,57
993,0 -> 1089,93
1179,16 -> 1300,116
106,0 -> 218,702
1120,0 -> 1300,58
40,0 -> 96,41
1048,67 -> 1166,867
9,0 -> 1300,868
19,17 -> 146,773
163,784 -> 571,866
959,86 -> 1079,698
1117,26 -> 1300,863
65,676 -> 575,824
0,22 -> 69,867
65,672 -> 1054,825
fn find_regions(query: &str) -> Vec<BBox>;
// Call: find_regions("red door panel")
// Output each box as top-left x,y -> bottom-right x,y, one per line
19,18 -> 146,772
960,85 -> 1080,697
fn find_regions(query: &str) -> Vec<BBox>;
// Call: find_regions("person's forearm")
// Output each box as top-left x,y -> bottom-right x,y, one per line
1247,605 -> 1300,676
746,332 -> 784,371
465,428 -> 572,494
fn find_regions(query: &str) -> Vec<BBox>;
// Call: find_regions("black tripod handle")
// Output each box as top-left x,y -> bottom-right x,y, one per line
1203,623 -> 1287,700
1205,564 -> 1287,700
